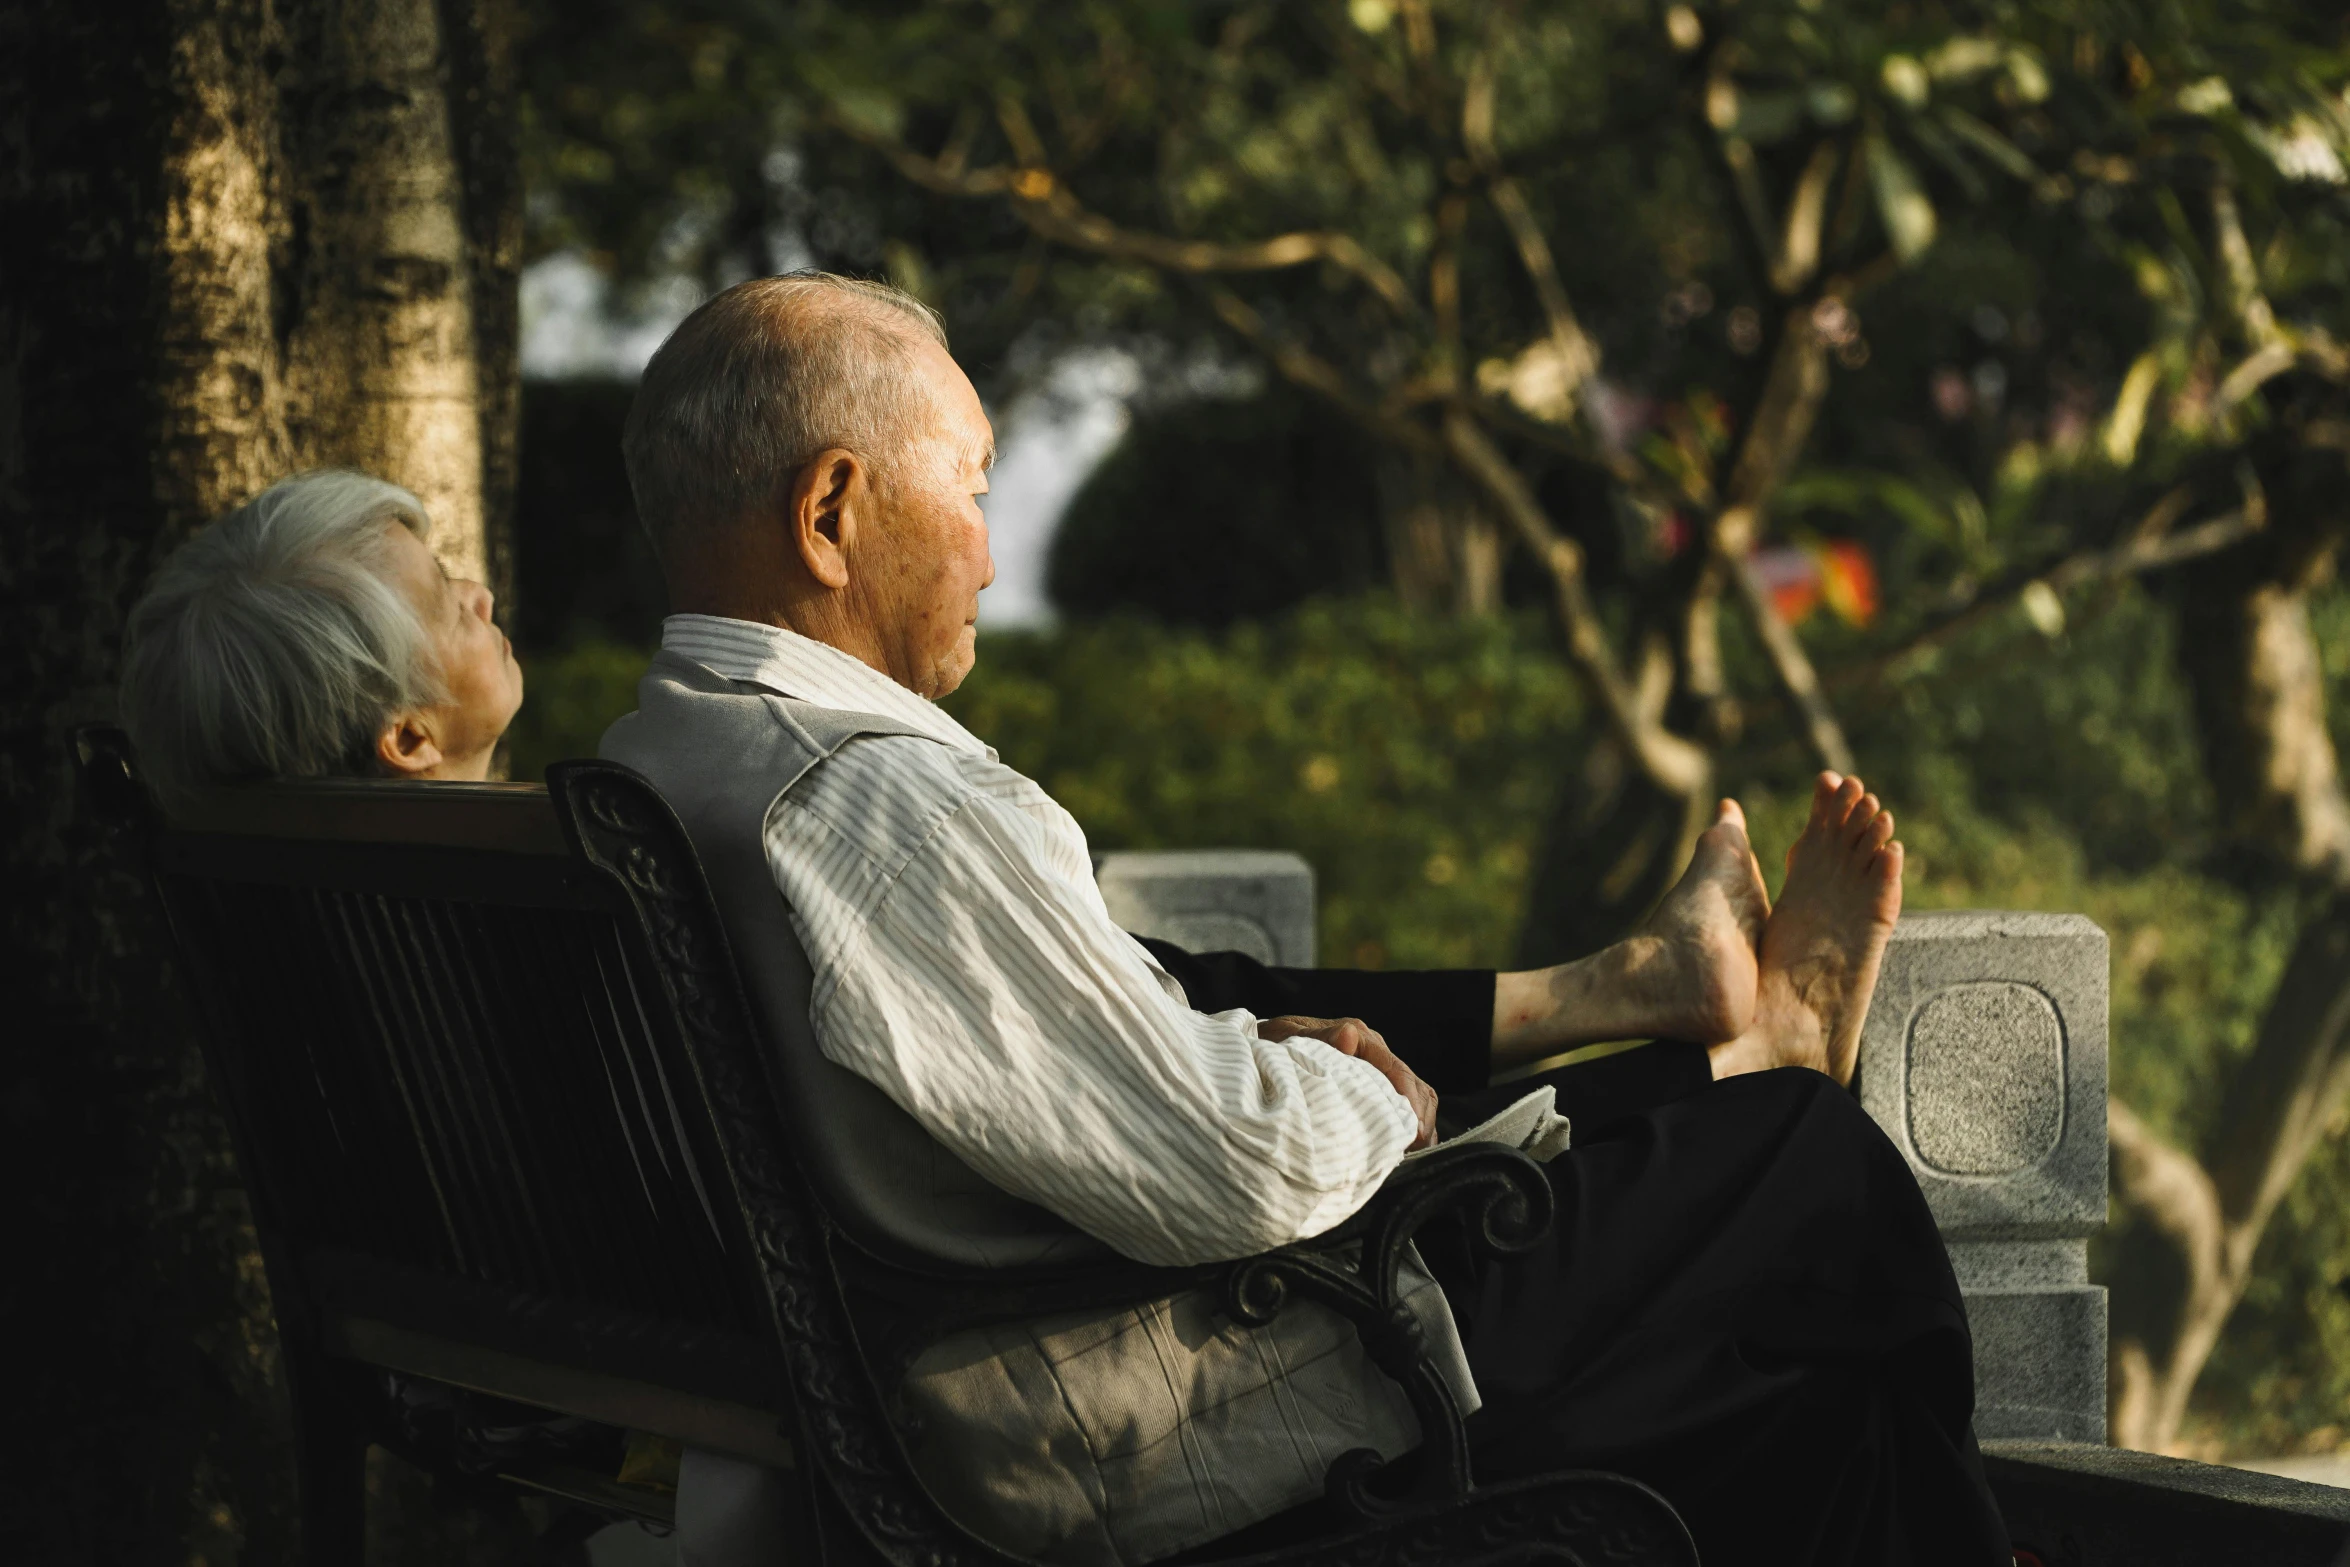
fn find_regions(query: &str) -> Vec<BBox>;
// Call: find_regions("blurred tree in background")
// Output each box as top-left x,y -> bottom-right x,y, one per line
517,0 -> 2350,1457
3,0 -> 554,1559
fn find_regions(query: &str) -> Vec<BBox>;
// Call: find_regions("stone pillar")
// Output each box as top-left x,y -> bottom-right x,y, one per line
1855,911 -> 2110,1443
1095,850 -> 1317,968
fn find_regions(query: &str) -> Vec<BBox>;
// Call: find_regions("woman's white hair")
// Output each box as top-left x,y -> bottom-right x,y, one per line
119,470 -> 446,809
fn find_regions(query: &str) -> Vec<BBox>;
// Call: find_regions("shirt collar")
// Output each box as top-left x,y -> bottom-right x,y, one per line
659,614 -> 991,757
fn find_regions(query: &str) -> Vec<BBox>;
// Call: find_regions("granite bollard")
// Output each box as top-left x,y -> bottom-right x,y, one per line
1096,849 -> 1317,968
1856,911 -> 2111,1443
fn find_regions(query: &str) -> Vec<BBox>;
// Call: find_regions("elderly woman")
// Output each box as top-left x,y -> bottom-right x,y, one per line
115,469 -> 779,1560
119,470 -> 523,804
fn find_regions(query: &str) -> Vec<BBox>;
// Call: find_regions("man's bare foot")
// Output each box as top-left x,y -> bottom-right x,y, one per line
1709,773 -> 1904,1085
1490,800 -> 1774,1064
1602,799 -> 1771,1044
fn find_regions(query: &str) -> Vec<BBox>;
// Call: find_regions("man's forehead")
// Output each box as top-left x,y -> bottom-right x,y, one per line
881,325 -> 989,468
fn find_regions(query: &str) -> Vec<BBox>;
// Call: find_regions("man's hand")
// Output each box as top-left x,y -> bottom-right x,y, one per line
1256,1015 -> 1438,1150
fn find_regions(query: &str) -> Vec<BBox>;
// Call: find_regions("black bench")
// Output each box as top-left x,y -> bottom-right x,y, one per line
72,726 -> 1694,1566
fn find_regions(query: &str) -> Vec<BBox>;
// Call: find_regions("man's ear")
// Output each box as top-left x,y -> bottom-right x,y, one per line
376,712 -> 445,778
788,448 -> 862,591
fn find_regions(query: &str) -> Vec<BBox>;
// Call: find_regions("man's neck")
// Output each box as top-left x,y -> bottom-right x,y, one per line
663,540 -> 915,694
670,594 -> 906,694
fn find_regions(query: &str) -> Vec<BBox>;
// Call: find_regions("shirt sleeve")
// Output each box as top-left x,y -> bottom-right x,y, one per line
808,792 -> 1419,1267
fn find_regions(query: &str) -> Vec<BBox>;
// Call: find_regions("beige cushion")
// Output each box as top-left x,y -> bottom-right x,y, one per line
898,1253 -> 1471,1566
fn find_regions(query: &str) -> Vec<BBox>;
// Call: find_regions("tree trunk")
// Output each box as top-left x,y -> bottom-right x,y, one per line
0,0 -> 517,1556
2110,892 -> 2350,1452
2108,427 -> 2350,1452
1514,732 -> 1711,967
1377,452 -> 1506,616
435,0 -> 524,608
278,0 -> 511,586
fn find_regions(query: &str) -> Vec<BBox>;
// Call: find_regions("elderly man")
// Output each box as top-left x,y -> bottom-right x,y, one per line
604,273 -> 2008,1567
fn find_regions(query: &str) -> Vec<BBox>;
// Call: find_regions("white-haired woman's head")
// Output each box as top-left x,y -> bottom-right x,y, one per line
119,470 -> 523,809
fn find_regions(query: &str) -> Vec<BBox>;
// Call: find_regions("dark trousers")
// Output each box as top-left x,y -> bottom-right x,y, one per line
1139,941 -> 2010,1567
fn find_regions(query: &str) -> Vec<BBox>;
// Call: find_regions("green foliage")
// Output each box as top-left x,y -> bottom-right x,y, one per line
2207,1121 -> 2350,1457
2196,588 -> 2350,1456
487,610 -> 1588,970
945,602 -> 1583,969
499,603 -> 1587,971
501,636 -> 652,784
1048,387 -> 1387,625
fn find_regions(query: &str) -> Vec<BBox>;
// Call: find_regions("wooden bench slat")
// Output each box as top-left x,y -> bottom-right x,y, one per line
321,1313 -> 797,1470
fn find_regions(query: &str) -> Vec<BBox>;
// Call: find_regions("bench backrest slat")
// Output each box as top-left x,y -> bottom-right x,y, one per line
140,777 -> 771,1393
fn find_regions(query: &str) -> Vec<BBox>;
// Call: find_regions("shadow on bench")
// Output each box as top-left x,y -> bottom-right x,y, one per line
72,726 -> 1694,1566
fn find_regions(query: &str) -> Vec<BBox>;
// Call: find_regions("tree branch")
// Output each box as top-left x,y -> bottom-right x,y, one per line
1709,300 -> 1855,773
1440,409 -> 1711,796
1693,62 -> 1780,300
2210,182 -> 2282,352
2106,1097 -> 2232,1452
832,110 -> 1421,319
1833,504 -> 2261,691
2208,894 -> 2350,1260
1726,542 -> 1856,774
1462,57 -> 1599,417
2109,457 -> 2350,1451
1771,139 -> 1842,296
1430,191 -> 1468,387
2109,1099 -> 2227,1301
1208,289 -> 1433,453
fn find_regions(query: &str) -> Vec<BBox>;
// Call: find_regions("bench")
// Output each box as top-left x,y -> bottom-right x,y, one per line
71,726 -> 1694,1566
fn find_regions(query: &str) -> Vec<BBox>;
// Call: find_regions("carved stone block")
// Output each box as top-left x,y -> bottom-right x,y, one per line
1095,850 -> 1317,968
1858,911 -> 2111,1443
1951,1241 -> 2111,1444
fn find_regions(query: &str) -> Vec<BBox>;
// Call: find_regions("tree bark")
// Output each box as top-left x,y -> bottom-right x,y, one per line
279,0 -> 503,584
0,0 -> 517,1554
1377,452 -> 1505,616
2109,425 -> 2350,1452
1514,719 -> 1713,967
435,0 -> 524,608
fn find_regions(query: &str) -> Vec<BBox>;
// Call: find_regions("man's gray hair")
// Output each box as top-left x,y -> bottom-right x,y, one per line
622,271 -> 949,543
119,470 -> 446,809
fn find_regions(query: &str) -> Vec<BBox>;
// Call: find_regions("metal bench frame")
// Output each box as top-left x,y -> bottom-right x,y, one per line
74,726 -> 1694,1566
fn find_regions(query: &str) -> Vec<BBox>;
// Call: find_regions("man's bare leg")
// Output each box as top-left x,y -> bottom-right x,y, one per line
1708,772 -> 1904,1085
1492,800 -> 1772,1071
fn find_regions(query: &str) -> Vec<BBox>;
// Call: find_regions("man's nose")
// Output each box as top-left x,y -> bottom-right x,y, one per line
463,579 -> 495,620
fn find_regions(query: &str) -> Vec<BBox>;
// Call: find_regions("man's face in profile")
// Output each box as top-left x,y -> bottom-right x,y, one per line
861,335 -> 997,700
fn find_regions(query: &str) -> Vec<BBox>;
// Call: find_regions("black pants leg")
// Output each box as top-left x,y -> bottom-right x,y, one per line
1458,1068 -> 2008,1567
1444,1037 -> 1717,1135
1140,942 -> 2008,1563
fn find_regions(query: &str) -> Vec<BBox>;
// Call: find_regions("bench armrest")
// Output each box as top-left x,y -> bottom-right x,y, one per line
1225,1140 -> 1554,1519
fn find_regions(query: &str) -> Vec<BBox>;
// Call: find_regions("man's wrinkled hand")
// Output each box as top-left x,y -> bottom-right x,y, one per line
1256,1015 -> 1438,1150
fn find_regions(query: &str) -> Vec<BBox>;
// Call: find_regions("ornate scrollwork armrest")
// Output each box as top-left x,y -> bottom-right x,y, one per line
1221,1140 -> 1556,1523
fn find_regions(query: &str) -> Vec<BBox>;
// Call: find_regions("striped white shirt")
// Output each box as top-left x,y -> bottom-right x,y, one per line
659,614 -> 1417,1268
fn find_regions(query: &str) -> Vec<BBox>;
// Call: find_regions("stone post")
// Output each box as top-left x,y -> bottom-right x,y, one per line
1855,911 -> 2110,1443
1095,850 -> 1318,968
